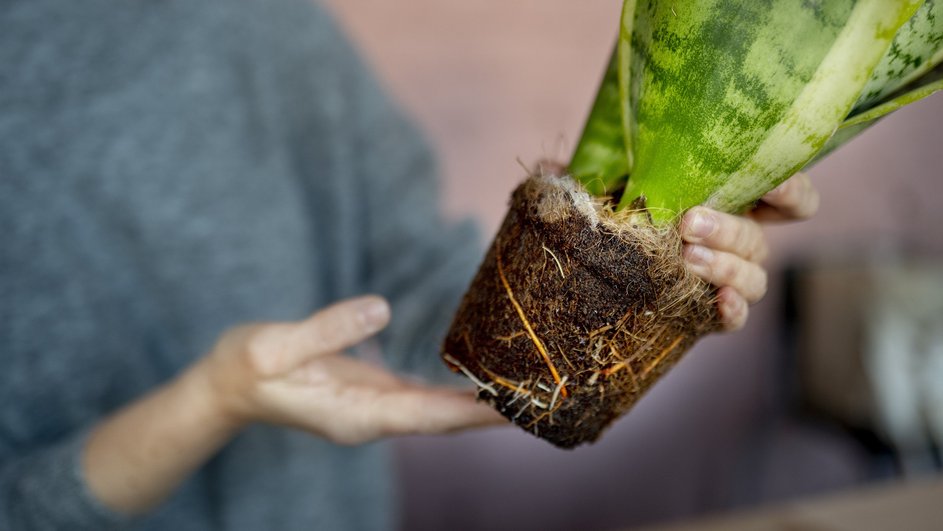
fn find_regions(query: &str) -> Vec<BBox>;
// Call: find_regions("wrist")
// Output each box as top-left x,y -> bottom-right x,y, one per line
82,359 -> 246,514
182,359 -> 250,434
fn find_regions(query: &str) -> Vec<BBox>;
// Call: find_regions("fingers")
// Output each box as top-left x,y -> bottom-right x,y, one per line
284,354 -> 404,390
751,172 -> 820,222
260,358 -> 506,445
679,172 -> 819,332
681,207 -> 769,263
373,388 -> 507,439
248,296 -> 390,376
318,387 -> 506,446
679,206 -> 767,331
715,286 -> 749,332
680,209 -> 763,330
683,244 -> 768,304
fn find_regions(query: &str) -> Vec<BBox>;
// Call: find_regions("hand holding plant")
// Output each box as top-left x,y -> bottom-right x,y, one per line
443,0 -> 941,448
682,173 -> 821,330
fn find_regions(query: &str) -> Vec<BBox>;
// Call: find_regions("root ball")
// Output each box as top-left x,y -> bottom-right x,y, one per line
442,174 -> 719,448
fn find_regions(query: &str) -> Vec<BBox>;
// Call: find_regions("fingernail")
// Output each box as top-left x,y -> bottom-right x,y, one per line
358,299 -> 390,332
687,210 -> 716,239
684,244 -> 713,266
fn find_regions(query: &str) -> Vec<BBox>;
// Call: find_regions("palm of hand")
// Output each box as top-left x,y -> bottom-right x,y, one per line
205,298 -> 503,445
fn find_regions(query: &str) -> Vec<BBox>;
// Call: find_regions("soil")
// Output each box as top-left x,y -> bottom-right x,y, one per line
442,173 -> 719,448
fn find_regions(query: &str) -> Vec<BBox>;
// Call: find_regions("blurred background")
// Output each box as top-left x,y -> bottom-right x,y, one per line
323,1 -> 943,529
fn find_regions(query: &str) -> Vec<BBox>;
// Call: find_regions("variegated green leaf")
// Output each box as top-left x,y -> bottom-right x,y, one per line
810,61 -> 943,164
569,0 -> 940,222
568,52 -> 628,196
617,0 -> 923,220
852,0 -> 943,113
844,69 -> 943,129
806,0 -> 942,168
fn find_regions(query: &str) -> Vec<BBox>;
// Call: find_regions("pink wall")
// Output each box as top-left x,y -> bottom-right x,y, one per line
325,0 -> 622,232
324,1 -> 943,528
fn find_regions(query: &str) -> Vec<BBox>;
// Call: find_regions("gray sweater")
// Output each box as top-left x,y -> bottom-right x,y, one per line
0,1 -> 480,529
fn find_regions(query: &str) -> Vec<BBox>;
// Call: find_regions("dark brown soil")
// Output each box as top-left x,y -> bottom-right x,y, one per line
442,174 -> 719,448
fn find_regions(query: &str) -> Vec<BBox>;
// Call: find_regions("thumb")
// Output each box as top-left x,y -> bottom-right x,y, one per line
249,295 -> 390,376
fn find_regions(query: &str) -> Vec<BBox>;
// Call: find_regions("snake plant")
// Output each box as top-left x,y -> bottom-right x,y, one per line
570,0 -> 943,223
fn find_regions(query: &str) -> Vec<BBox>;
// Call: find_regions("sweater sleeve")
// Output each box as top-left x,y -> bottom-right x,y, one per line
0,192 -> 139,530
0,431 -> 132,531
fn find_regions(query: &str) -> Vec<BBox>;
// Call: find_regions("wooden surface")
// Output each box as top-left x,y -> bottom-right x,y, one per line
644,478 -> 943,531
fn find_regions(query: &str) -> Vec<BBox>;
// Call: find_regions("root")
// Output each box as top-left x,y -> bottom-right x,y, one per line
507,381 -> 529,406
541,245 -> 566,279
640,335 -> 684,379
548,375 -> 568,412
524,396 -> 565,430
442,354 -> 498,396
490,374 -> 529,395
556,344 -> 576,371
588,324 -> 613,338
495,331 -> 527,343
495,245 -> 569,398
443,173 -> 719,448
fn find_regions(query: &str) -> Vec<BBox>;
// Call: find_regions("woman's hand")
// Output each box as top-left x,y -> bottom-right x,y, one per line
84,296 -> 503,516
201,295 -> 504,445
681,173 -> 820,330
538,160 -> 819,332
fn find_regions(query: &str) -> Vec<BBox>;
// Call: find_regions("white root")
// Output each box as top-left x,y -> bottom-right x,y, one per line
506,380 -> 529,406
442,354 -> 498,396
549,375 -> 569,412
542,245 -> 566,279
513,400 -> 531,420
